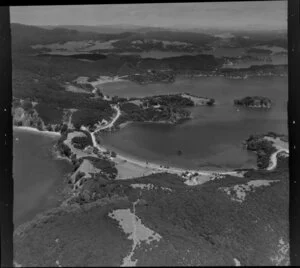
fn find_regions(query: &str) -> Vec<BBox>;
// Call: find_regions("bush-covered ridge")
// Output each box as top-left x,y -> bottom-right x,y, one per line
14,156 -> 289,266
245,133 -> 288,169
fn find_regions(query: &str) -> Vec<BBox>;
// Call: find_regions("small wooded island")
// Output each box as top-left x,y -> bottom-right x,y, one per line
234,96 -> 272,109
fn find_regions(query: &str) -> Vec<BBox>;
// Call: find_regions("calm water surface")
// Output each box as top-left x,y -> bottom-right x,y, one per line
100,76 -> 288,170
13,128 -> 72,227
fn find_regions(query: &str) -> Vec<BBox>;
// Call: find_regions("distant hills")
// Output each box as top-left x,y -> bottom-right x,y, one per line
40,24 -> 173,34
10,23 -> 132,52
10,23 -> 287,55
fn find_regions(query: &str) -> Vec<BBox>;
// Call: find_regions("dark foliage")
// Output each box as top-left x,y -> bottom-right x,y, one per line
234,96 -> 271,107
82,156 -> 118,179
38,53 -> 107,61
22,99 -> 33,111
144,94 -> 194,107
35,102 -> 64,125
245,135 -> 277,169
72,107 -> 114,130
72,136 -> 93,150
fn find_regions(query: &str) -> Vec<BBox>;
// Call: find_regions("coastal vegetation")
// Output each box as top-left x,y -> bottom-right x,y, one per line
234,96 -> 272,108
71,136 -> 93,150
80,156 -> 118,180
143,94 -> 194,107
245,133 -> 288,169
38,53 -> 108,61
118,101 -> 190,125
35,102 -> 64,125
72,107 -> 114,131
14,156 -> 289,266
127,70 -> 176,84
13,22 -> 289,267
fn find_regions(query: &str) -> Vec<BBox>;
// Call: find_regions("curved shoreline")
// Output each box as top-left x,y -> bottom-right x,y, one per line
14,122 -> 244,181
14,115 -> 288,183
90,131 -> 242,179
267,149 -> 289,170
14,126 -> 61,137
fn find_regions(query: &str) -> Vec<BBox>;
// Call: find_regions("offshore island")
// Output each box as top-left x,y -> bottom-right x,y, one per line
11,19 -> 289,267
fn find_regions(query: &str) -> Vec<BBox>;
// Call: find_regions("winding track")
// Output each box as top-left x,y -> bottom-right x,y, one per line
267,149 -> 289,171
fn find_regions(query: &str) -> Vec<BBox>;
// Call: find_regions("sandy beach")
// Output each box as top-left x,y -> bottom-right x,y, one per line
13,126 -> 61,137
90,129 -> 243,183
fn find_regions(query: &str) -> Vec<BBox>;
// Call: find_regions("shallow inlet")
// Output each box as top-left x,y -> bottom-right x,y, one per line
100,76 -> 287,171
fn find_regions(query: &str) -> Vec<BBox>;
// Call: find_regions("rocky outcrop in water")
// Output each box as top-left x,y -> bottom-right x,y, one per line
234,96 -> 271,109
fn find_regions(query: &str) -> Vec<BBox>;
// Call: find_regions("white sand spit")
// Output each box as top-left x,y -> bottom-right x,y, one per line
14,126 -> 61,137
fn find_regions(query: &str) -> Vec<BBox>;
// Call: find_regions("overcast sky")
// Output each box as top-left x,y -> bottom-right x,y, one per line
10,1 -> 287,31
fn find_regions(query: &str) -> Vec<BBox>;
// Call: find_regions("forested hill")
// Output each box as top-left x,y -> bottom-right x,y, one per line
10,23 -> 133,53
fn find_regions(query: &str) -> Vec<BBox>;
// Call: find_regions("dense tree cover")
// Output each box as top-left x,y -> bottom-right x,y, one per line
35,102 -> 64,125
245,135 -> 277,169
136,171 -> 287,265
144,94 -> 194,107
57,142 -> 72,158
207,99 -> 215,106
71,136 -> 93,150
119,100 -> 191,124
22,99 -> 33,111
72,107 -> 113,130
55,161 -> 288,266
56,130 -> 73,157
12,98 -> 22,109
38,53 -> 107,61
13,56 -> 115,129
110,96 -> 128,104
234,96 -> 271,107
